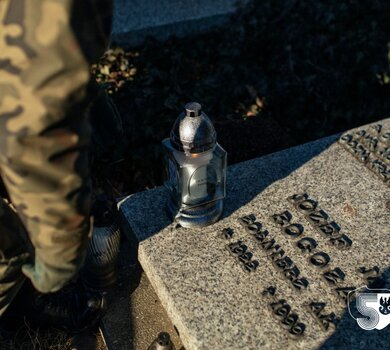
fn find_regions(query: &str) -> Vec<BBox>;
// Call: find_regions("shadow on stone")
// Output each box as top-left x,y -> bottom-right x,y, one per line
102,236 -> 183,349
320,267 -> 390,349
101,237 -> 142,350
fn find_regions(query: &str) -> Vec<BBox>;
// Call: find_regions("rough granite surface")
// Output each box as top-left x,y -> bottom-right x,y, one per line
112,0 -> 248,46
120,118 -> 390,350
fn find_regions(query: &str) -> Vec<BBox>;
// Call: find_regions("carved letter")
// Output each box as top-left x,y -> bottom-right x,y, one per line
309,252 -> 331,268
298,199 -> 318,212
329,234 -> 352,249
322,267 -> 345,285
297,237 -> 318,253
272,211 -> 292,227
284,223 -> 304,238
238,214 -> 256,226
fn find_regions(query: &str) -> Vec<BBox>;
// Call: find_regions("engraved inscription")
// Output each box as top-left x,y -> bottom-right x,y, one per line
288,193 -> 352,249
322,267 -> 345,285
296,237 -> 318,253
240,215 -> 309,290
308,302 -> 340,331
226,240 -> 260,273
262,287 -> 306,338
339,124 -> 390,185
358,266 -> 385,288
221,187 -> 374,338
220,227 -> 235,239
273,209 -> 334,271
309,252 -> 331,268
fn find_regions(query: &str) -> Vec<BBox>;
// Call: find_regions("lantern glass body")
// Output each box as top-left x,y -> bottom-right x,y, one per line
162,139 -> 226,212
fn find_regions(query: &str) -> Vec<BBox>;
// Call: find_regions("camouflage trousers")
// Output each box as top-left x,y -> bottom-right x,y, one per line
0,0 -> 112,316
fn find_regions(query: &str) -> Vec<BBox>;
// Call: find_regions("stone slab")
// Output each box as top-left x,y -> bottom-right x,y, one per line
112,0 -> 248,47
120,118 -> 390,350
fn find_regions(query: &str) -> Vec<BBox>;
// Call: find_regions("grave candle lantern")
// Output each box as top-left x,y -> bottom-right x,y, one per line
162,102 -> 227,227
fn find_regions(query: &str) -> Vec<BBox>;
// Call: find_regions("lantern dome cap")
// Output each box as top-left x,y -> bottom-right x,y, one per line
170,102 -> 217,154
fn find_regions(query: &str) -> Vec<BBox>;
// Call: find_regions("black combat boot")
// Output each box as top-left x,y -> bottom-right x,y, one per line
28,283 -> 107,333
0,282 -> 106,350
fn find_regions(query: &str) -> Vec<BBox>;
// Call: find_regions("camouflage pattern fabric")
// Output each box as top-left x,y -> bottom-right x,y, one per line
0,0 -> 112,314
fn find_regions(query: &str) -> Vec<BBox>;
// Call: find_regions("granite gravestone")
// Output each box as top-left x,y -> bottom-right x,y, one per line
112,0 -> 248,47
120,119 -> 390,350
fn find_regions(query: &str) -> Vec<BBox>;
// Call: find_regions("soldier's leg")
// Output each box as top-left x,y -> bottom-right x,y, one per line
0,197 -> 32,316
0,4 -> 116,343
0,0 -> 111,295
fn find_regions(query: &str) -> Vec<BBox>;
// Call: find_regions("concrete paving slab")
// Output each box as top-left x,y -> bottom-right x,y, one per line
101,240 -> 184,350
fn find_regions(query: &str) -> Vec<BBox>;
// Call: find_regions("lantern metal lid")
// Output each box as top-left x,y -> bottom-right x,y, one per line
170,102 -> 217,154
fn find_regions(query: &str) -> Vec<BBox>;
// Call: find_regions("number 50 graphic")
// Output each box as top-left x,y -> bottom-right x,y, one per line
348,287 -> 390,330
